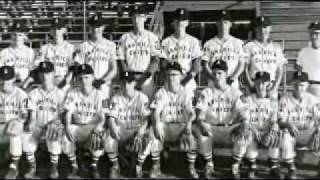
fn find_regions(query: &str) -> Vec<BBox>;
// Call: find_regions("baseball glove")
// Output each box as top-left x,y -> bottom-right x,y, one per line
88,130 -> 106,151
230,123 -> 253,146
179,127 -> 195,152
6,119 -> 23,136
126,130 -> 150,154
262,124 -> 280,148
308,128 -> 320,152
42,120 -> 64,141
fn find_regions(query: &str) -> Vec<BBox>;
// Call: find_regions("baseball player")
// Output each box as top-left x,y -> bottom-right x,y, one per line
202,10 -> 245,89
296,21 -> 320,99
160,8 -> 202,93
104,71 -> 156,178
74,13 -> 117,100
30,17 -> 75,91
117,6 -> 161,99
244,16 -> 287,99
0,66 -> 29,179
0,22 -> 35,88
62,64 -> 107,179
278,71 -> 320,179
231,71 -> 279,179
150,62 -> 196,178
194,59 -> 244,178
23,61 -> 65,179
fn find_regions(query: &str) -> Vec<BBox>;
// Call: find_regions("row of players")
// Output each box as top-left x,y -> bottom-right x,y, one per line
1,59 -> 319,179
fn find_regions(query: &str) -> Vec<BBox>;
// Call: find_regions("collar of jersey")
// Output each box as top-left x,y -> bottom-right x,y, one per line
170,33 -> 190,43
39,86 -> 57,97
213,35 -> 233,46
251,94 -> 269,106
120,89 -> 139,105
130,30 -> 147,39
253,39 -> 273,49
211,84 -> 231,96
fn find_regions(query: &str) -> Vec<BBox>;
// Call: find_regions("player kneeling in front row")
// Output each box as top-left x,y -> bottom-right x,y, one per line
278,71 -> 320,179
0,66 -> 30,179
104,71 -> 155,178
194,60 -> 245,178
23,61 -> 65,179
63,64 -> 107,178
151,62 -> 196,178
230,71 -> 279,179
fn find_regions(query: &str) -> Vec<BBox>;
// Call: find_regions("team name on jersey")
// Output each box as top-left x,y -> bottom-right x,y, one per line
36,97 -> 59,112
166,45 -> 192,60
252,49 -> 277,64
126,42 -> 151,56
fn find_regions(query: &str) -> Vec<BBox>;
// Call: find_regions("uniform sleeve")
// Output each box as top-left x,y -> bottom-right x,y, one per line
140,95 -> 151,117
296,48 -> 304,66
185,92 -> 195,114
150,33 -> 162,57
63,91 -> 75,112
150,90 -> 166,110
191,38 -> 203,59
110,42 -> 118,61
27,90 -> 37,112
238,40 -> 246,63
116,35 -> 126,61
201,41 -> 211,62
242,42 -> 251,64
275,43 -> 287,66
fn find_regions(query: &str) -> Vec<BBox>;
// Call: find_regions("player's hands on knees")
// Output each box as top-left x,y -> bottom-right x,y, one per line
65,125 -> 76,143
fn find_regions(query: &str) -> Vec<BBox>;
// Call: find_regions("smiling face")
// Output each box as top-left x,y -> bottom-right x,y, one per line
79,74 -> 94,88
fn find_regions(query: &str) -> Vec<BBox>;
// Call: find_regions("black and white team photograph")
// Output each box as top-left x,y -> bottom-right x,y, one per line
0,0 -> 320,179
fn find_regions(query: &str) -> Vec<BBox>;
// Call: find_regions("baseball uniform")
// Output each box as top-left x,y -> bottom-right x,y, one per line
161,34 -> 202,92
202,36 -> 245,88
0,46 -> 35,83
117,30 -> 161,98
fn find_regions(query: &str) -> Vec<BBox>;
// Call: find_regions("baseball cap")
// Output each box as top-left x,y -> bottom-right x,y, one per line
77,64 -> 94,75
88,13 -> 105,27
165,62 -> 183,73
0,66 -> 15,81
308,21 -> 320,31
172,8 -> 189,21
211,60 -> 228,71
129,6 -> 147,17
253,16 -> 272,27
291,71 -> 309,83
38,61 -> 54,73
10,22 -> 28,33
218,10 -> 232,21
120,71 -> 141,82
253,71 -> 270,82
52,17 -> 67,29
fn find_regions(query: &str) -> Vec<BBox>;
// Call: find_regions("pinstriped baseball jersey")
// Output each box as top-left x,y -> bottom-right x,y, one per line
36,41 -> 75,77
202,36 -> 245,77
28,87 -> 66,128
196,85 -> 243,125
278,92 -> 320,130
0,87 -> 29,123
244,40 -> 287,81
150,87 -> 194,123
0,46 -> 35,81
107,90 -> 150,130
242,94 -> 278,130
117,30 -> 161,72
161,34 -> 202,74
63,87 -> 105,124
75,39 -> 117,79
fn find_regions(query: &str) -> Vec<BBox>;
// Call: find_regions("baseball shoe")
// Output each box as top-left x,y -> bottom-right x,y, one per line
49,163 -> 59,179
5,167 -> 19,179
149,161 -> 161,178
90,165 -> 100,179
67,166 -> 80,179
204,166 -> 214,179
24,162 -> 36,179
135,165 -> 143,178
109,163 -> 120,178
188,166 -> 199,178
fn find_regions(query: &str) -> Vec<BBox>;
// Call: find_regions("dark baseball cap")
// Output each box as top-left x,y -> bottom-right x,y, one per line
253,16 -> 272,27
120,71 -> 142,82
172,8 -> 189,21
129,6 -> 147,17
291,71 -> 309,83
0,66 -> 15,81
38,61 -> 54,73
165,61 -> 183,73
52,17 -> 67,29
211,59 -> 228,71
77,64 -> 94,75
88,14 -> 105,27
308,21 -> 320,31
253,71 -> 270,82
218,10 -> 232,21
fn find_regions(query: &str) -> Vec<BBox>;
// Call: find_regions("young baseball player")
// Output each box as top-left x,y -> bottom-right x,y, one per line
0,22 -> 35,88
151,62 -> 196,178
161,8 -> 203,92
117,6 -> 161,99
104,71 -> 155,178
278,71 -> 320,179
0,66 -> 29,179
31,17 -> 75,91
62,64 -> 107,179
74,14 -> 117,100
202,10 -> 245,89
231,71 -> 279,179
194,59 -> 244,178
23,61 -> 65,179
296,21 -> 320,99
244,16 -> 287,99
